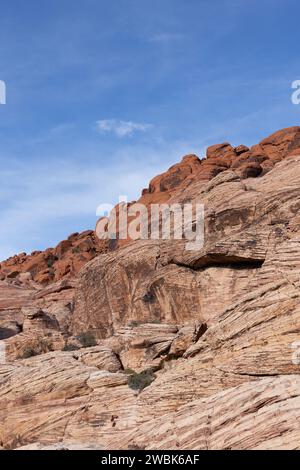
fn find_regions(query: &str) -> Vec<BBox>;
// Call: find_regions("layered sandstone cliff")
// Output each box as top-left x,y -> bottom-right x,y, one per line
1,126 -> 300,450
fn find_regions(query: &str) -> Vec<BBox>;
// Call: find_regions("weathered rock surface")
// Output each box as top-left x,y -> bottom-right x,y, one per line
1,127 -> 300,450
0,279 -> 77,360
0,282 -> 34,341
73,153 -> 300,336
0,231 -> 103,285
115,376 -> 300,450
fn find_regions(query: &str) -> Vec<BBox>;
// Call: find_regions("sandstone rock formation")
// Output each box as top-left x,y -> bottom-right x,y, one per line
0,230 -> 103,285
3,126 -> 300,285
1,126 -> 300,450
138,125 -> 300,204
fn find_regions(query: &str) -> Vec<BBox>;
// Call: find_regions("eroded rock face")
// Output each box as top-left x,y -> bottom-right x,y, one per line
0,278 -> 76,360
73,154 -> 300,337
0,231 -> 104,285
116,376 -> 300,450
72,241 -> 206,338
0,282 -> 34,340
1,127 -> 300,450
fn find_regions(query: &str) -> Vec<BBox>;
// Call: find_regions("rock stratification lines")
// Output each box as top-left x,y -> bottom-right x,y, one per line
1,127 -> 300,449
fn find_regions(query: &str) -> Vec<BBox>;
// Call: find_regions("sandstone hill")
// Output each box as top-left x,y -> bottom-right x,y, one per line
0,230 -> 103,285
1,126 -> 300,450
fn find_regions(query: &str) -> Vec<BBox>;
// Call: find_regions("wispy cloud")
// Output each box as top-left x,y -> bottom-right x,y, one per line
28,123 -> 75,145
96,119 -> 153,138
0,137 -> 197,261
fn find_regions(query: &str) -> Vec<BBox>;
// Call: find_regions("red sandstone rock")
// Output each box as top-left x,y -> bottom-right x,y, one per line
206,142 -> 234,159
235,144 -> 249,155
148,154 -> 201,194
0,231 -> 104,285
239,161 -> 263,179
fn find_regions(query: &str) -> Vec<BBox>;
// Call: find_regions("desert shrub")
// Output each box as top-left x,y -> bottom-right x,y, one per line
18,339 -> 52,360
123,368 -> 135,375
77,331 -> 97,348
19,348 -> 37,359
62,343 -> 80,352
142,292 -> 156,303
46,255 -> 58,268
127,369 -> 155,391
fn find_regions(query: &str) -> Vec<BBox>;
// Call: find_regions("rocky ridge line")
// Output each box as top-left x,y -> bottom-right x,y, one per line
2,126 -> 300,285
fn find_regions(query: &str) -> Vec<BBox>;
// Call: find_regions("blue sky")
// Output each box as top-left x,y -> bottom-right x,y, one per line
0,0 -> 300,260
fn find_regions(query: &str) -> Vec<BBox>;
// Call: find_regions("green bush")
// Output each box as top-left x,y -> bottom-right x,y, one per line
127,369 -> 155,392
123,368 -> 135,375
46,255 -> 58,268
77,331 -> 97,348
62,343 -> 80,352
18,339 -> 51,359
20,348 -> 37,359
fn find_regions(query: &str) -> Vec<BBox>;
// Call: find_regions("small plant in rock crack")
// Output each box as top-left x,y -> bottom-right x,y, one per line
123,368 -> 135,375
127,369 -> 156,392
77,331 -> 97,348
46,255 -> 58,268
62,343 -> 80,352
127,320 -> 140,328
19,347 -> 37,359
18,339 -> 52,359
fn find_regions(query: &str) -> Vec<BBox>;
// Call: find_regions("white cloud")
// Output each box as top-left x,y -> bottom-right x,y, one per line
0,140 -> 189,260
0,133 -> 204,261
96,119 -> 153,138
